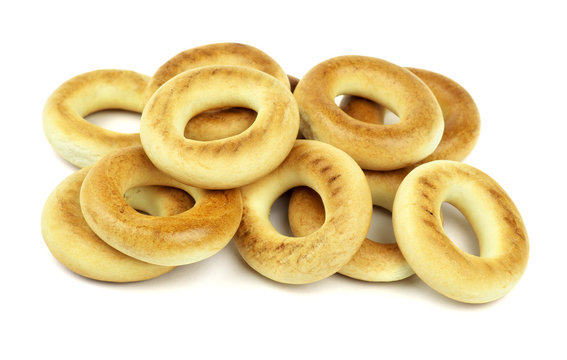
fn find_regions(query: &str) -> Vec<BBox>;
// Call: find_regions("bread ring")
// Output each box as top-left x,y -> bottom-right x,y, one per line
140,65 -> 299,189
294,56 -> 444,170
288,173 -> 413,282
148,43 -> 293,143
184,75 -> 300,141
42,69 -> 149,167
392,160 -> 529,303
234,139 -> 372,284
41,168 -> 193,282
145,42 -> 290,100
343,67 -> 481,192
80,146 -> 242,266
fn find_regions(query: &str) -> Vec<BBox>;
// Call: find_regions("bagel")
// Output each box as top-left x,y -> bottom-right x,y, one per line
392,160 -> 529,303
80,145 -> 242,266
140,65 -> 299,189
42,69 -> 149,167
294,56 -> 444,170
41,168 -> 193,282
288,172 -> 412,282
234,139 -> 372,284
145,42 -> 290,100
344,67 -> 481,189
184,75 -> 300,141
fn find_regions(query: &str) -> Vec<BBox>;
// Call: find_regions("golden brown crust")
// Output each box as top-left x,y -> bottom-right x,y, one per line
294,56 -> 444,170
140,65 -> 299,189
392,160 -> 529,303
234,140 -> 372,284
41,167 -> 181,282
42,69 -> 149,167
79,146 -> 243,266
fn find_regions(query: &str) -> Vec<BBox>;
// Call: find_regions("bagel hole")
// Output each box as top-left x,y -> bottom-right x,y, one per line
335,95 -> 400,125
184,107 -> 257,141
441,202 -> 480,256
269,190 -> 295,237
85,109 -> 140,134
123,186 -> 195,216
366,206 -> 396,244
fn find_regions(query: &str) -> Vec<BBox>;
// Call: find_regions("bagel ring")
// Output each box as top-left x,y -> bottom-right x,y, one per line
234,139 -> 372,284
145,42 -> 290,100
343,67 -> 481,189
80,145 -> 242,266
42,69 -> 149,167
185,75 -> 300,141
42,168 -> 193,282
294,55 -> 444,170
140,65 -> 299,189
288,171 -> 413,282
392,160 -> 529,303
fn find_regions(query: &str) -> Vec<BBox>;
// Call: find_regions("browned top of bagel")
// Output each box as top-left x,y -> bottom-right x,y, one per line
146,42 -> 290,100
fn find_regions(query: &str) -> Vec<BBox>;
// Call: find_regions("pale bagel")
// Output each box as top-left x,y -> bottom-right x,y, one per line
294,56 -> 444,170
392,160 -> 529,303
41,168 -> 193,282
145,42 -> 290,100
234,140 -> 372,284
80,146 -> 243,266
140,65 -> 299,189
42,69 -> 149,167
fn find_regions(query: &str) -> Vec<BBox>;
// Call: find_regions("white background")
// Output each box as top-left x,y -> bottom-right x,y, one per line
2,1 -> 565,358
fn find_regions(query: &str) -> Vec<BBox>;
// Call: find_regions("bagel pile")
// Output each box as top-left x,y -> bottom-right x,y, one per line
41,43 -> 529,304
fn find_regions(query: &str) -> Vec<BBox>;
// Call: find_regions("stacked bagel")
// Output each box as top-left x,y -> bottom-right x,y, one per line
41,43 -> 529,304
